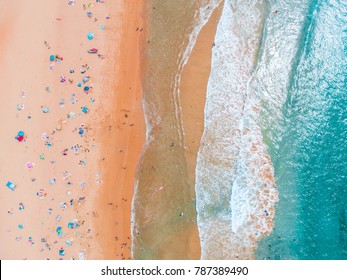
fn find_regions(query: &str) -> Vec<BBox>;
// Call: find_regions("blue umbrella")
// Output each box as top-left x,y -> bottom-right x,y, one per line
68,222 -> 74,229
56,226 -> 63,237
18,131 -> 24,136
83,86 -> 90,92
79,129 -> 84,135
87,32 -> 94,40
49,55 -> 55,61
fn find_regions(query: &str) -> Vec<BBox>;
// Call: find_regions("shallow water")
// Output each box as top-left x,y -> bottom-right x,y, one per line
132,0 -> 221,259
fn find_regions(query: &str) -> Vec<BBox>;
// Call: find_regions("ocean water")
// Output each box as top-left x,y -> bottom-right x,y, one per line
195,0 -> 347,260
256,0 -> 347,260
134,0 -> 347,259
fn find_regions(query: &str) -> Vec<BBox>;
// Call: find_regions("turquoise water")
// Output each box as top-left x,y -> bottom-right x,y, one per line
256,0 -> 347,259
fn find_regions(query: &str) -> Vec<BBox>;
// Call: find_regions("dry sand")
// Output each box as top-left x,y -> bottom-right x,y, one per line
0,0 -> 144,260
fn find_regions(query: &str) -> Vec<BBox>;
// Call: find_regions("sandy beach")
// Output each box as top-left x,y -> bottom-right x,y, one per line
179,1 -> 224,259
1,0 -> 230,260
91,0 -> 145,260
0,0 -> 144,260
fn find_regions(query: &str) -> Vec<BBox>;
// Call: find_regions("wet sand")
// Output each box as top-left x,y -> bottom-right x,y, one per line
132,0 -> 223,259
179,1 -> 224,259
180,2 -> 224,207
0,0 -> 144,260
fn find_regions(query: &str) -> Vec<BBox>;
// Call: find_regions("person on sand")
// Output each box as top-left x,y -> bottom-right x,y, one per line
16,104 -> 24,110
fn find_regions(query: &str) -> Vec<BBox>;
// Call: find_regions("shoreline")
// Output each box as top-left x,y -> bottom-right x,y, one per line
131,0 -> 224,259
179,2 -> 224,258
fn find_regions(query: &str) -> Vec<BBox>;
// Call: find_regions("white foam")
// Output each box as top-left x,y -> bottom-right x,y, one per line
255,0 -> 311,136
195,0 -> 278,259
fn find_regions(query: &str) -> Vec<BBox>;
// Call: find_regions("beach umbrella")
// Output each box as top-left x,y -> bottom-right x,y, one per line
79,128 -> 84,135
41,133 -> 47,140
83,76 -> 90,83
6,181 -> 16,191
26,162 -> 34,169
49,178 -> 56,185
56,227 -> 64,237
81,106 -> 88,113
83,86 -> 90,93
87,32 -> 94,40
18,131 -> 24,136
50,55 -> 55,61
17,135 -> 24,142
68,222 -> 74,229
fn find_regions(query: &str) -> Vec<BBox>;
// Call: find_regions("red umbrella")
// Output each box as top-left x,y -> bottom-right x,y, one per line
17,136 -> 24,142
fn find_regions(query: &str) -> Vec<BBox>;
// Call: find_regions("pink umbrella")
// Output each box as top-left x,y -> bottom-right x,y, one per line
41,133 -> 47,140
26,162 -> 35,169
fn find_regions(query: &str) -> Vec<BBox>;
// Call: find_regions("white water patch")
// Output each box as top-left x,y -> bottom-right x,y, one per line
195,0 -> 278,259
255,0 -> 311,139
173,0 -> 222,146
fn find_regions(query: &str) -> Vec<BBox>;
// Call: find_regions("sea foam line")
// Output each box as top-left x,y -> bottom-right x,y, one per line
195,0 -> 278,259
